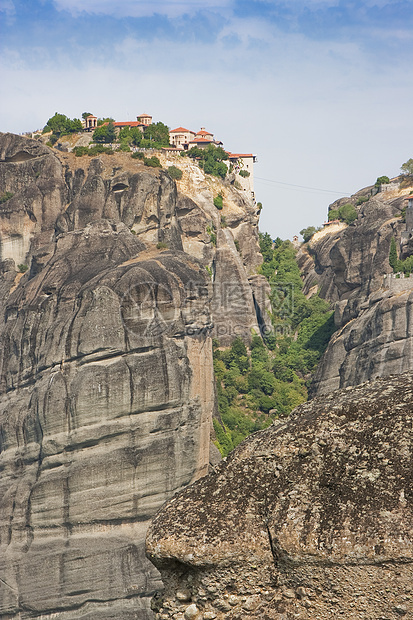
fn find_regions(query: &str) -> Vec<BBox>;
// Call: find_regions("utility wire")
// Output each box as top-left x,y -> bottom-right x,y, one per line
255,176 -> 351,196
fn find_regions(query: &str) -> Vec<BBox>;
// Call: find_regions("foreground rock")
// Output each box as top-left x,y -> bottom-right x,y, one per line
147,372 -> 413,619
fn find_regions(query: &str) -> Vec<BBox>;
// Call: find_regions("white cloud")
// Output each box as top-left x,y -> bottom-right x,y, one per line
51,0 -> 233,17
0,0 -> 15,12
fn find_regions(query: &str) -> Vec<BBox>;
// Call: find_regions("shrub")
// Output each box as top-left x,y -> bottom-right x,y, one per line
401,159 -> 413,176
338,203 -> 357,225
43,113 -> 82,136
214,194 -> 223,210
356,196 -> 369,205
131,151 -> 144,160
221,215 -> 227,228
238,169 -> 250,177
187,144 -> 228,178
167,165 -> 183,180
300,226 -> 317,242
0,191 -> 14,204
156,241 -> 168,250
17,264 -> 28,273
93,122 -> 116,144
328,209 -> 340,220
207,225 -> 216,246
375,176 -> 390,187
73,146 -> 89,157
389,237 -> 398,271
143,156 -> 162,168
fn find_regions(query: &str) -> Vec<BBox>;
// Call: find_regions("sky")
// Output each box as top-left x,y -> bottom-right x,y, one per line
1,0 -> 413,239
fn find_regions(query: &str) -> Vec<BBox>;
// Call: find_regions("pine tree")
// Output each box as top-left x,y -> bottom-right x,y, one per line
389,237 -> 398,272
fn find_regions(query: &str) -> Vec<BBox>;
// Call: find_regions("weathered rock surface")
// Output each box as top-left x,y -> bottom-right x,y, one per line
147,372 -> 413,619
0,133 -> 266,618
297,183 -> 413,394
0,218 -> 215,619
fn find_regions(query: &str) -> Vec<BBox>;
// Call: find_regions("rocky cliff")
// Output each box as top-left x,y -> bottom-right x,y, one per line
297,182 -> 413,394
0,133 -> 265,619
147,371 -> 413,619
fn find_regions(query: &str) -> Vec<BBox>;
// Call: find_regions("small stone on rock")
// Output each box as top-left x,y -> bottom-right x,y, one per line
176,590 -> 192,602
184,603 -> 199,619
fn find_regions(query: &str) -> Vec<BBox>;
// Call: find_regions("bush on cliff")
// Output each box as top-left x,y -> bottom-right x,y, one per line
143,156 -> 162,168
43,113 -> 83,136
167,166 -> 183,180
187,144 -> 228,179
213,236 -> 336,456
93,122 -> 116,144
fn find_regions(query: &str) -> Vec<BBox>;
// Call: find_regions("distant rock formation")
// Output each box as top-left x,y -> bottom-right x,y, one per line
0,132 -> 266,618
147,371 -> 413,619
297,184 -> 413,395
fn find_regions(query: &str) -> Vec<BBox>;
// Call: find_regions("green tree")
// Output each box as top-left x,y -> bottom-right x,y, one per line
389,237 -> 398,271
82,112 -> 93,120
167,165 -> 183,180
300,226 -> 317,242
97,117 -> 115,126
375,176 -> 390,187
44,113 -> 82,135
338,203 -> 357,225
214,194 -> 223,210
143,121 -> 170,147
93,122 -> 116,143
187,144 -> 228,179
259,232 -> 273,263
401,159 -> 413,176
328,209 -> 340,221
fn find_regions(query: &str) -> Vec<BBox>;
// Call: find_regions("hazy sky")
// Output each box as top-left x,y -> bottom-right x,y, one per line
1,0 -> 413,239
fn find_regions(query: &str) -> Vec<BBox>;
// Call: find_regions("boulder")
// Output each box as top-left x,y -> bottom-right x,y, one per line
147,372 -> 413,619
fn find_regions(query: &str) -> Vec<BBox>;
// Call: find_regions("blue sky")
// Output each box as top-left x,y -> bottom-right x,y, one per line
1,0 -> 413,238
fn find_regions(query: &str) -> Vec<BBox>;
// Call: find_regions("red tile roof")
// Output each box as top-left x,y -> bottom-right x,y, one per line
189,137 -> 216,143
113,121 -> 145,127
196,130 -> 213,136
227,152 -> 254,158
170,127 -> 194,133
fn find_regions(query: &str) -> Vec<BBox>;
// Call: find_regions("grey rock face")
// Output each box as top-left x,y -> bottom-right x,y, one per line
0,133 -> 267,618
0,220 -> 214,619
147,372 -> 413,619
0,133 -> 67,266
298,187 -> 413,395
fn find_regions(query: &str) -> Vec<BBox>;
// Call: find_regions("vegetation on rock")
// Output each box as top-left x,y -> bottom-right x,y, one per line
167,165 -> 183,180
143,156 -> 162,168
43,112 -> 83,136
328,202 -> 357,224
300,225 -> 319,242
93,122 -> 116,144
73,145 -> 114,156
213,233 -> 336,456
389,236 -> 413,275
0,191 -> 14,204
375,175 -> 390,187
186,144 -> 228,179
213,194 -> 223,209
401,158 -> 413,177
